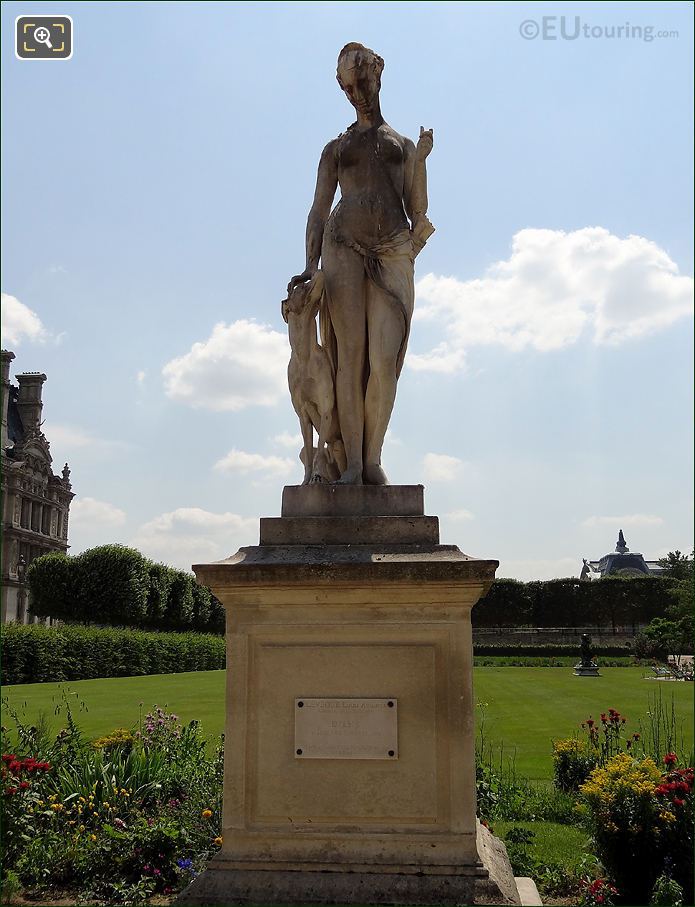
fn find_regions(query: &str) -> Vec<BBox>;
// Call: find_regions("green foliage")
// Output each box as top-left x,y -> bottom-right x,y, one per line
634,618 -> 693,661
474,644 -> 632,657
25,552 -> 74,621
1,700 -> 224,903
1,625 -> 225,685
651,873 -> 685,905
474,655 -> 637,666
579,754 -> 693,904
73,545 -> 149,626
26,545 -> 224,633
474,574 -> 680,629
552,738 -> 597,793
165,573 -> 195,630
657,550 -> 694,582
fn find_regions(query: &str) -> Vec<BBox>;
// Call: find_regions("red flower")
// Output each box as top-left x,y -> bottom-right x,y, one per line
19,781 -> 30,790
5,787 -> 17,796
673,797 -> 685,807
664,753 -> 678,766
633,733 -> 640,740
587,719 -> 595,728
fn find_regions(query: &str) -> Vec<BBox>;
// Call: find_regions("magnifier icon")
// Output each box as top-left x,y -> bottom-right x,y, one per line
34,26 -> 53,49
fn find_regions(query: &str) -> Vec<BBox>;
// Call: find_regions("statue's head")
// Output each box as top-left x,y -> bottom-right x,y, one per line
336,42 -> 384,115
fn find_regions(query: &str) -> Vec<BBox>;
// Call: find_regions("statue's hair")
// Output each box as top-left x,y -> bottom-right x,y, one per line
336,42 -> 384,80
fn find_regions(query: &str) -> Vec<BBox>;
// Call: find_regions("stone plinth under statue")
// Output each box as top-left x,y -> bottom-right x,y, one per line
177,486 -> 519,906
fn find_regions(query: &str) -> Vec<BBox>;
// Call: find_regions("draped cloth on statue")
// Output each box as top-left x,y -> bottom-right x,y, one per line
319,228 -> 415,385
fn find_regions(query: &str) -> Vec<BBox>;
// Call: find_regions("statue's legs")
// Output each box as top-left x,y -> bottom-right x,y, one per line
322,239 -> 367,484
363,280 -> 403,485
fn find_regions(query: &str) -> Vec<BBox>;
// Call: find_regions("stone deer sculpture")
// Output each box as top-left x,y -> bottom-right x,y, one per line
281,271 -> 346,484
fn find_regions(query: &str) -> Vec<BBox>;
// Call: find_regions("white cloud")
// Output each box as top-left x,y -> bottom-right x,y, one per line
130,507 -> 257,571
70,497 -> 127,528
44,423 -> 128,457
497,556 -> 580,582
445,508 -> 475,522
214,448 -> 296,478
1,293 -> 46,346
272,431 -> 302,448
410,228 -> 694,373
162,319 -> 289,411
423,452 -> 465,482
582,514 -> 665,529
136,370 -> 146,384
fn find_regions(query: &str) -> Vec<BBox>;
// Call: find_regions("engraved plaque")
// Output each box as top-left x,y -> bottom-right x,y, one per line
294,698 -> 398,760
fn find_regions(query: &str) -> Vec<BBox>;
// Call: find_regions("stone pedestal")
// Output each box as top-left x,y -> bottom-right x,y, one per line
574,663 -> 601,676
178,485 -> 519,905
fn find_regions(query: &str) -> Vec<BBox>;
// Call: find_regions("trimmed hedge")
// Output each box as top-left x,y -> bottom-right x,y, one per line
473,575 -> 678,629
473,643 -> 632,657
1,624 -> 225,685
26,545 -> 224,634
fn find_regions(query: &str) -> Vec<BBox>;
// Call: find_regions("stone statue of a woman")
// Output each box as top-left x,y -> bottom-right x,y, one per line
287,42 -> 434,486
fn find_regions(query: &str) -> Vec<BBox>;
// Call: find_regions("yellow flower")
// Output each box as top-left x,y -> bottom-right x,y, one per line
660,811 -> 676,823
202,809 -> 213,819
103,802 -> 110,809
213,836 -> 223,846
553,738 -> 580,755
90,834 -> 97,841
79,797 -> 86,803
50,803 -> 63,812
79,825 -> 85,832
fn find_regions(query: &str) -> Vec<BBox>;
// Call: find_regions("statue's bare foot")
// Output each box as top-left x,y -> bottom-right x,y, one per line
337,466 -> 363,485
309,473 -> 325,484
363,463 -> 389,486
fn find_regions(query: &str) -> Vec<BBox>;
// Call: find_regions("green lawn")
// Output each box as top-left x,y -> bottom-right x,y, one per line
3,668 -> 693,781
493,820 -> 591,872
474,667 -> 694,778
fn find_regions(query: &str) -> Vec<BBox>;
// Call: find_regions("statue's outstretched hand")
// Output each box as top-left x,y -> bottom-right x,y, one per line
416,126 -> 434,161
287,267 -> 317,296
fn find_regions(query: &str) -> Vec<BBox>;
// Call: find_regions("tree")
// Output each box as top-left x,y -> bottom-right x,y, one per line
26,552 -> 75,621
657,550 -> 694,582
633,617 -> 693,663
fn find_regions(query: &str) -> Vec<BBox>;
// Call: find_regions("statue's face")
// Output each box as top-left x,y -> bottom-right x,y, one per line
337,51 -> 379,114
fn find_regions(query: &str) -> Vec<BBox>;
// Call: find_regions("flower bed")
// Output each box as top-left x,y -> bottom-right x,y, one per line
1,697 -> 223,903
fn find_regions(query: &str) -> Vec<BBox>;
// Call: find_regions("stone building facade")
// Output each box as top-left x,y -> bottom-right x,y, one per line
1,350 -> 74,624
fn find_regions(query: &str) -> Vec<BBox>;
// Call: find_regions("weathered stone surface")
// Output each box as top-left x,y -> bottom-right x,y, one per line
476,820 -> 523,904
176,824 -> 519,906
194,543 -> 497,590
516,876 -> 543,906
284,44 -> 434,486
282,483 -> 425,518
259,515 -> 440,546
188,539 -> 501,906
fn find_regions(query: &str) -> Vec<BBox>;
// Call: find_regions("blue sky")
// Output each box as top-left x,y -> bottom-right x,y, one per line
2,1 -> 693,579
